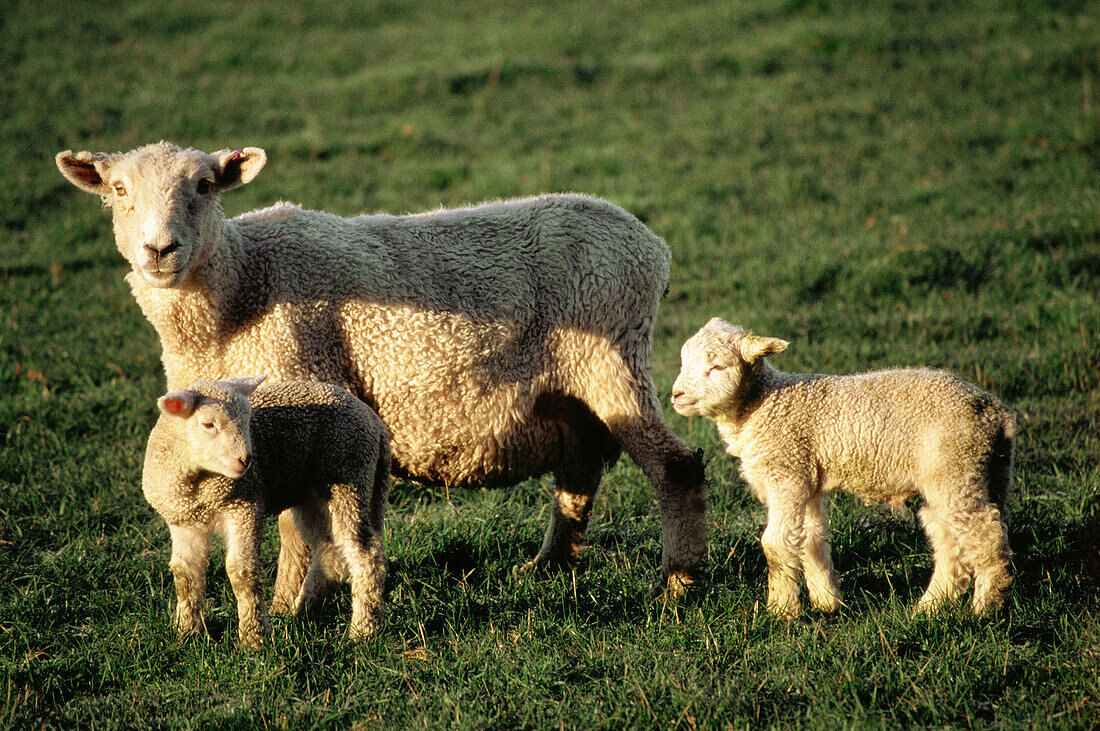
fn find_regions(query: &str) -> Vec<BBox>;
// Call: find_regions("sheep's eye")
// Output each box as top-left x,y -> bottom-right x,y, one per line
707,365 -> 726,376
196,178 -> 212,195
113,182 -> 127,197
201,421 -> 218,434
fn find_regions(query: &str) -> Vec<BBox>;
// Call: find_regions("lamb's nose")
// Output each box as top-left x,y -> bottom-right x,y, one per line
238,455 -> 250,470
671,388 -> 684,402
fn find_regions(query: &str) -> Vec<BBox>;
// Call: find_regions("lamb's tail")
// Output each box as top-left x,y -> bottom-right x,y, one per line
988,412 -> 1016,515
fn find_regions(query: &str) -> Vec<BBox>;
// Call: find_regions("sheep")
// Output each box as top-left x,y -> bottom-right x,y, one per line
142,376 -> 389,650
670,317 -> 1014,617
56,142 -> 708,603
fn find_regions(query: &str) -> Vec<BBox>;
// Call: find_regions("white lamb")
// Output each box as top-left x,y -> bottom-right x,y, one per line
671,317 -> 1014,617
143,376 -> 389,650
56,142 -> 707,602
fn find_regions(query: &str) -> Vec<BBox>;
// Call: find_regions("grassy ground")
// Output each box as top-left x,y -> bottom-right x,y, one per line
2,0 -> 1099,727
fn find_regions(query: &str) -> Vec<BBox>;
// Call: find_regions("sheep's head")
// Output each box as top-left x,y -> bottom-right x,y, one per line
56,142 -> 266,288
671,317 -> 788,418
157,376 -> 267,479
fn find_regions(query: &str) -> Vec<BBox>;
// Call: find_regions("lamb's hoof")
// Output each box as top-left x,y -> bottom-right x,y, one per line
237,630 -> 265,652
767,602 -> 801,620
270,595 -> 296,617
348,619 -> 380,641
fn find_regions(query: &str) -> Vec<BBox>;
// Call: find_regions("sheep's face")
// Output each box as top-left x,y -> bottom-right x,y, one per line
671,318 -> 788,418
56,143 -> 266,288
157,377 -> 267,479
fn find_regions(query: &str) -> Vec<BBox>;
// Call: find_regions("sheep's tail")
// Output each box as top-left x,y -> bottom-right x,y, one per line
988,411 -> 1016,515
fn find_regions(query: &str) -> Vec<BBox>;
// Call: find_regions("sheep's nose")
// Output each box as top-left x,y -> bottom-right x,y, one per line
670,388 -> 684,402
144,238 -> 181,257
238,455 -> 250,470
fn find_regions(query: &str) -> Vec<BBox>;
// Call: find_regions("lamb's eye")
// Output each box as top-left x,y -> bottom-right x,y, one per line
201,421 -> 218,434
707,365 -> 726,376
196,178 -> 212,195
113,182 -> 127,197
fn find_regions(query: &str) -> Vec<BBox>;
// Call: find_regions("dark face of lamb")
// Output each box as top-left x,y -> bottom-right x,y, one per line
56,142 -> 266,288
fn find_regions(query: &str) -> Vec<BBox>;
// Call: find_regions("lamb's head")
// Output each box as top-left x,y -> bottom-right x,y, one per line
156,376 -> 267,479
56,142 -> 266,288
671,317 -> 788,418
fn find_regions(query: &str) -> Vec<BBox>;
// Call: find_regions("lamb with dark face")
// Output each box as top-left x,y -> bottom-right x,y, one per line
142,377 -> 389,650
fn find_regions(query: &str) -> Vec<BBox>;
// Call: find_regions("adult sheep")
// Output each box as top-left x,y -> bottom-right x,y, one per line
57,141 -> 707,607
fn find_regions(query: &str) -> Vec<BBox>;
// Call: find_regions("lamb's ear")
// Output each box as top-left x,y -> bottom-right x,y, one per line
740,334 -> 789,364
56,150 -> 116,195
223,375 -> 267,398
213,147 -> 266,192
158,391 -> 197,418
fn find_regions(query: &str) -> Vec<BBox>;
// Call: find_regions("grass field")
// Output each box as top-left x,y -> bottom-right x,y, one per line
2,0 -> 1099,727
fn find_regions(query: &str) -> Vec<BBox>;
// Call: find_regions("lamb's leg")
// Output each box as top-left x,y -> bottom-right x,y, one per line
292,506 -> 344,615
168,523 -> 210,638
916,504 -> 971,613
760,491 -> 807,619
802,495 -> 841,613
948,502 -> 1012,614
224,510 -> 269,651
271,510 -> 311,615
327,485 -> 386,639
520,467 -> 601,572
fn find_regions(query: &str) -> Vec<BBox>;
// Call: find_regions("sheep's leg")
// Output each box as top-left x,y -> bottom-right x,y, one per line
327,486 -> 386,639
760,492 -> 807,619
563,332 -> 707,595
802,495 -> 841,613
224,510 -> 269,651
520,467 -> 601,572
946,501 -> 1012,614
271,510 -> 311,615
292,506 -> 344,615
916,503 -> 971,613
168,523 -> 210,638
614,412 -> 707,597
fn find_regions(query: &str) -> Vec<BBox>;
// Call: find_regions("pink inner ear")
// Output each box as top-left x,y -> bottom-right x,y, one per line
163,398 -> 187,415
228,150 -> 242,162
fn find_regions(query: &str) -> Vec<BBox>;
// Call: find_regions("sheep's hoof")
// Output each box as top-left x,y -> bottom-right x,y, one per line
513,555 -> 576,578
651,570 -> 695,600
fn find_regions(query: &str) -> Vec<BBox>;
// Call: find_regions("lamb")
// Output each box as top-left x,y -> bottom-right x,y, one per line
671,317 -> 1014,617
142,376 -> 389,650
56,142 -> 708,603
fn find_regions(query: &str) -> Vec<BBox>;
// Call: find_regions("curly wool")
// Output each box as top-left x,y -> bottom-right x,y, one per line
672,317 -> 1014,616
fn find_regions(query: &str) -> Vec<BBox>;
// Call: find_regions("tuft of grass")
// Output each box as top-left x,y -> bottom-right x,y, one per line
2,0 -> 1098,727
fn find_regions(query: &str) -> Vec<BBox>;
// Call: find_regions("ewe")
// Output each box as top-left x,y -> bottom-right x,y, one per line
671,318 -> 1014,617
143,377 -> 389,650
57,142 -> 707,602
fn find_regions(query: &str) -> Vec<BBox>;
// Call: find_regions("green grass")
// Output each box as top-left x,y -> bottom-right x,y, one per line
2,0 -> 1099,727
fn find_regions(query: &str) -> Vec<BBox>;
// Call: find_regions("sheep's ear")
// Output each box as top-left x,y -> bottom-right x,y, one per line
56,150 -> 115,195
213,147 -> 266,192
740,335 -> 789,364
222,375 -> 267,398
158,391 -> 197,418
